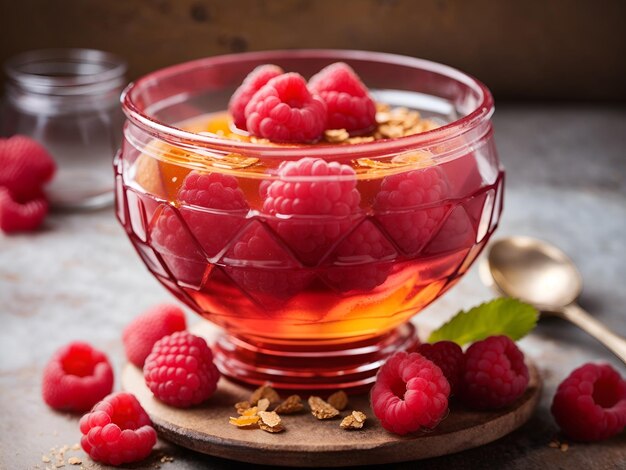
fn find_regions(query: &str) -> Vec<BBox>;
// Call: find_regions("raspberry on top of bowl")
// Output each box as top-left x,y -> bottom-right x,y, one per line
220,62 -> 441,145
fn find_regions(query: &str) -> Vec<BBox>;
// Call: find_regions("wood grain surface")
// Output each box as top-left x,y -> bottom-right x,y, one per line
121,359 -> 542,467
1,0 -> 625,101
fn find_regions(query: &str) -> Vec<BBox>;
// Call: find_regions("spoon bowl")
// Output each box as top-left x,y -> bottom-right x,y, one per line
480,236 -> 626,364
485,236 -> 582,309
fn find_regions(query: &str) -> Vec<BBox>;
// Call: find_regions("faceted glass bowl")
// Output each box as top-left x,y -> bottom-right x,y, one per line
116,50 -> 503,391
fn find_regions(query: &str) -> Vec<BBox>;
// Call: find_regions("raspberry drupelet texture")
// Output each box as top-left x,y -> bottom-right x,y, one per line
322,220 -> 395,292
42,341 -> 114,412
150,171 -> 249,286
144,331 -> 220,408
223,223 -> 313,303
460,335 -> 529,410
308,62 -> 376,133
418,341 -> 465,395
0,135 -> 56,201
228,64 -> 284,130
122,303 -> 187,368
261,157 -> 362,266
178,171 -> 249,257
79,392 -> 157,466
0,187 -> 48,233
374,167 -> 452,255
370,351 -> 450,435
245,73 -> 327,142
551,363 -> 626,441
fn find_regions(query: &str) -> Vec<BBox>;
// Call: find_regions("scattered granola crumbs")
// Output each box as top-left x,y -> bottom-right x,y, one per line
250,384 -> 281,405
324,129 -> 350,143
308,396 -> 339,420
548,440 -> 560,448
70,444 -> 81,451
340,411 -> 367,430
274,395 -> 304,414
235,401 -> 252,415
67,457 -> 81,465
229,415 -> 260,427
241,406 -> 259,417
346,136 -> 375,144
256,397 -> 270,412
258,411 -> 284,433
160,455 -> 175,463
327,391 -> 348,411
560,442 -> 569,452
42,456 -> 51,463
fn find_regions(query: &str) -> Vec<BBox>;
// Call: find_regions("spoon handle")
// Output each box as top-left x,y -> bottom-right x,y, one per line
561,303 -> 626,364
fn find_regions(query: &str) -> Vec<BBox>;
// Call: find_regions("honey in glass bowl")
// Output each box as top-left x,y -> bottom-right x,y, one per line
116,50 -> 503,391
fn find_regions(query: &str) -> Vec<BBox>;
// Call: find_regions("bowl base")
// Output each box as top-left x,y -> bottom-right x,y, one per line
212,323 -> 418,392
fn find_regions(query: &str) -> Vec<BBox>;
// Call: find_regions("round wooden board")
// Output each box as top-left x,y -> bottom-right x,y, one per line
122,359 -> 542,467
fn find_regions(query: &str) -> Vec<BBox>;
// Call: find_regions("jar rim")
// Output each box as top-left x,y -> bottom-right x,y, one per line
121,49 -> 494,159
4,48 -> 127,92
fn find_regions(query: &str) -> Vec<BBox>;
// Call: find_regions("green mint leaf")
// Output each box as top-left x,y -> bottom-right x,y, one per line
427,298 -> 539,345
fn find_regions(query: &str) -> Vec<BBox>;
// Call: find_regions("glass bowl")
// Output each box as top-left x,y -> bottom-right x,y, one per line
116,50 -> 503,391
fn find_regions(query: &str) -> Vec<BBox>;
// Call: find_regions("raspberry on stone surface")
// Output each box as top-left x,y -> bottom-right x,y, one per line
244,73 -> 327,142
228,64 -> 284,130
0,187 -> 48,233
308,62 -> 376,133
0,135 -> 56,202
460,335 -> 529,410
374,167 -> 453,256
261,157 -> 362,266
418,341 -> 465,395
79,392 -> 157,466
370,351 -> 450,435
551,363 -> 626,442
122,303 -> 187,368
42,341 -> 114,412
144,331 -> 220,408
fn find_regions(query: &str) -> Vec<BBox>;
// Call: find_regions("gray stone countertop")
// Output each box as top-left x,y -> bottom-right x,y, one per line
1,104 -> 625,469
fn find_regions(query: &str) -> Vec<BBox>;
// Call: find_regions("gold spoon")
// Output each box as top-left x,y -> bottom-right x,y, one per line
480,236 -> 626,364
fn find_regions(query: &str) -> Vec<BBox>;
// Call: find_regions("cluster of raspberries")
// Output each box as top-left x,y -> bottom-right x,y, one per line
228,62 -> 377,142
42,304 -> 221,466
0,136 -> 56,233
370,337 -> 626,442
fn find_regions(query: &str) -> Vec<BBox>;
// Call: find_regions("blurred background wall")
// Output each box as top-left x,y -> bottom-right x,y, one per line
1,0 -> 625,101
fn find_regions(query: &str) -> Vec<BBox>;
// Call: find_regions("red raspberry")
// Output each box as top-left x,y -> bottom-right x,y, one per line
308,62 -> 376,133
229,64 -> 284,130
144,331 -> 220,408
223,223 -> 312,303
551,363 -> 626,442
178,171 -> 249,256
374,167 -> 452,255
370,351 -> 450,435
150,171 -> 249,285
0,187 -> 48,233
0,135 -> 56,201
79,392 -> 157,466
122,303 -> 187,368
42,341 -> 114,412
322,220 -> 395,292
418,341 -> 464,395
262,157 -> 361,265
460,335 -> 529,410
245,73 -> 327,142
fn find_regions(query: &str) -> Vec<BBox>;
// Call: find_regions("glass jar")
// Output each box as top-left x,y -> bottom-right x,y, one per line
2,49 -> 127,210
117,50 -> 503,390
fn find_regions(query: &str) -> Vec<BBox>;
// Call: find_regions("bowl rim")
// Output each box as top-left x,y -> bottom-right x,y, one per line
121,49 -> 494,159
